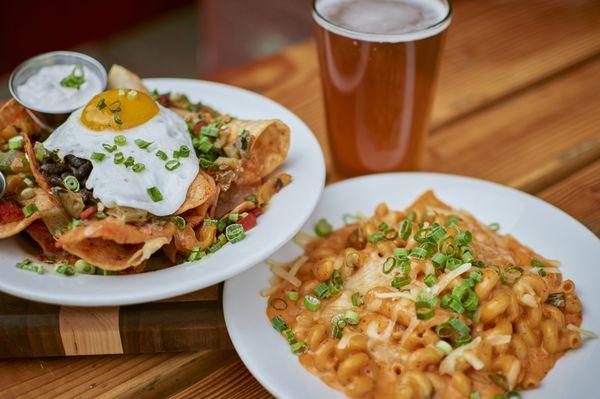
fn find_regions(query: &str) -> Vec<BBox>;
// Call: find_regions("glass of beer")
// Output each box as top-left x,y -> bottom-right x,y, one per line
313,0 -> 451,176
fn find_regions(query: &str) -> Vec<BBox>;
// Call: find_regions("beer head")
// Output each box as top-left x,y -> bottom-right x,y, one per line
313,0 -> 451,42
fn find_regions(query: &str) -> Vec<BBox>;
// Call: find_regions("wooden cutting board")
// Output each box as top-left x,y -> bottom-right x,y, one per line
0,285 -> 232,358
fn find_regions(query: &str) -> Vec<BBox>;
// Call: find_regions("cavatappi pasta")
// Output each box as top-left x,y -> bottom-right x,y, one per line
265,191 -> 594,399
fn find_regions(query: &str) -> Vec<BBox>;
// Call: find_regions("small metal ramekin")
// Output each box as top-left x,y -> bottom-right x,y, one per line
8,51 -> 107,130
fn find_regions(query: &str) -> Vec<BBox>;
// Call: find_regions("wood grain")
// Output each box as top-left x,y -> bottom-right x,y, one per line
59,307 -> 123,356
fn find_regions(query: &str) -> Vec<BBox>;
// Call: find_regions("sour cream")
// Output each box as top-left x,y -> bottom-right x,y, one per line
16,64 -> 103,113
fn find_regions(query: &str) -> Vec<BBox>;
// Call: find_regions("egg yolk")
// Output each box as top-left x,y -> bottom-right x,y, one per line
81,89 -> 159,131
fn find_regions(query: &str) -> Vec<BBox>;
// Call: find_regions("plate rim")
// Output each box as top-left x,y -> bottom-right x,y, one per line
0,77 -> 326,306
223,171 -> 599,399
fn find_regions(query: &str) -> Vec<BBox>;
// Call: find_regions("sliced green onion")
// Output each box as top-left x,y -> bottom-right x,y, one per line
269,297 -> 288,311
156,150 -> 168,161
461,251 -> 474,263
454,335 -> 472,346
174,145 -> 190,158
314,218 -> 333,237
203,219 -> 218,226
445,214 -> 460,228
135,139 -> 153,149
62,175 -> 80,192
147,186 -> 163,202
16,259 -> 44,274
97,98 -> 106,109
409,247 -> 428,260
392,276 -> 411,289
488,222 -> 500,232
123,156 -> 135,168
382,257 -> 396,274
345,250 -> 360,268
290,341 -> 307,355
538,268 -> 547,277
406,211 -> 417,221
332,324 -> 343,339
446,258 -> 462,270
500,266 -> 523,285
448,317 -> 470,335
193,136 -> 212,153
114,135 -> 126,146
165,159 -> 181,171
367,232 -> 385,244
172,216 -> 186,230
435,322 -> 453,338
8,135 -> 24,150
200,125 -> 219,137
432,252 -> 447,268
442,294 -> 465,314
420,241 -> 436,256
506,391 -> 521,399
283,328 -> 295,343
393,247 -> 409,259
399,259 -> 411,275
424,273 -> 437,287
60,64 -> 85,89
414,227 -> 432,243
114,152 -> 125,164
436,340 -> 453,355
429,225 -> 446,243
225,223 -> 245,243
188,247 -> 206,262
68,218 -> 83,230
22,203 -> 38,218
455,230 -> 473,246
470,270 -> 483,283
399,219 -> 413,240
314,283 -> 331,299
304,295 -> 321,311
271,315 -> 288,332
286,291 -> 299,301
415,300 -> 434,320
132,163 -> 145,173
351,292 -> 363,307
74,259 -> 96,274
344,310 -> 360,325
531,259 -> 544,267
91,152 -> 106,161
103,143 -> 117,153
54,263 -> 75,276
470,392 -> 480,399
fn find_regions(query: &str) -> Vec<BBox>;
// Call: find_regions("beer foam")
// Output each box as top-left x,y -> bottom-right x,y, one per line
314,0 -> 450,42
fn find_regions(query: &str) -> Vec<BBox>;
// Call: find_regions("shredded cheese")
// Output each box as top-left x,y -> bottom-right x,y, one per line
400,316 -> 419,348
486,334 -> 512,346
567,324 -> 598,339
374,292 -> 416,301
521,293 -> 538,307
293,231 -> 317,249
270,264 -> 301,287
288,255 -> 308,278
439,336 -> 482,375
463,352 -> 484,370
507,359 -> 521,390
429,263 -> 472,295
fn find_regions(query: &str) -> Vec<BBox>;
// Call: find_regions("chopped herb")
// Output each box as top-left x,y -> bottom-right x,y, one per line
97,98 -> 106,109
91,152 -> 106,161
165,159 -> 181,171
22,203 -> 38,218
8,136 -> 24,150
103,143 -> 117,153
314,218 -> 333,237
54,263 -> 75,276
156,150 -> 168,161
132,163 -> 145,173
60,64 -> 85,89
135,139 -> 153,149
147,186 -> 163,202
114,135 -> 126,146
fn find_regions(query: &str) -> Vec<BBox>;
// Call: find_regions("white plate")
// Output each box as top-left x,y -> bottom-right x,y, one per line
224,173 -> 600,399
0,78 -> 325,306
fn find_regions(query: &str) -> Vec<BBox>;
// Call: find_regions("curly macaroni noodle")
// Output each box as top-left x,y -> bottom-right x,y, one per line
265,191 -> 592,398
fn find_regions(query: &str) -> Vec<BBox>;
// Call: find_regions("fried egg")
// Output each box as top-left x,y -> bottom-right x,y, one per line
44,89 -> 199,216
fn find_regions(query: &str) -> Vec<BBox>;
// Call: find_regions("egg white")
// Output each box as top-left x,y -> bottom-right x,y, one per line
44,105 -> 199,216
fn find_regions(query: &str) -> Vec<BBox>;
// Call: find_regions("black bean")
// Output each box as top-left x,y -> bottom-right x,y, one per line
61,172 -> 73,181
41,163 -> 65,175
48,176 -> 63,187
76,161 -> 92,179
80,189 -> 93,204
65,154 -> 86,168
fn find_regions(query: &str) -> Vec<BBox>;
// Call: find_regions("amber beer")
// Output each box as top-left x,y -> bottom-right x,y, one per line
313,0 -> 451,176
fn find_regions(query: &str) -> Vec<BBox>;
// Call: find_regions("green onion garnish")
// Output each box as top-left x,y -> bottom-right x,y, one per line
286,291 -> 299,301
399,219 -> 412,240
16,259 -> 44,274
415,300 -> 434,320
290,341 -> 307,355
392,276 -> 411,289
60,64 -> 85,89
283,328 -> 295,343
132,163 -> 145,173
304,295 -> 321,311
174,145 -> 190,158
314,283 -> 331,299
147,186 -> 163,202
123,156 -> 135,168
431,252 -> 447,268
225,223 -> 245,243
172,216 -> 186,230
203,219 -> 218,226
114,152 -> 125,164
531,259 -> 544,267
269,297 -> 288,311
382,257 -> 396,274
22,203 -> 38,218
97,98 -> 106,109
488,222 -> 500,231
114,113 -> 123,125
448,317 -> 470,335
470,392 -> 480,399
500,266 -> 523,285
200,125 -> 219,137
344,310 -> 360,325
91,152 -> 106,161
135,139 -> 153,149
424,273 -> 437,287
435,322 -> 453,338
188,247 -> 206,262
506,391 -> 522,399
156,150 -> 168,161
74,259 -> 96,274
351,292 -> 363,307
103,143 -> 117,153
455,230 -> 473,246
454,335 -> 472,346
165,160 -> 181,171
271,315 -> 288,332
114,135 -> 126,146
193,136 -> 212,153
409,247 -> 428,260
314,218 -> 333,237
538,269 -> 547,277
368,232 -> 385,244
446,258 -> 462,270
8,135 -> 24,150
62,175 -> 80,192
54,263 -> 75,276
393,248 -> 409,259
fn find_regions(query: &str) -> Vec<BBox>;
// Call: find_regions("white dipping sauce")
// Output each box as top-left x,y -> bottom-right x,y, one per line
16,64 -> 102,113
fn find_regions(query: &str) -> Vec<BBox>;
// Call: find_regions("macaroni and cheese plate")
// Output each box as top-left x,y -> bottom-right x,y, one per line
0,77 -> 325,306
223,173 -> 599,399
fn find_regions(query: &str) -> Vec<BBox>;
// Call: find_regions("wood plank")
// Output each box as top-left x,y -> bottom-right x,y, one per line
424,57 -> 600,192
212,0 -> 600,130
59,307 -> 123,356
538,160 -> 600,236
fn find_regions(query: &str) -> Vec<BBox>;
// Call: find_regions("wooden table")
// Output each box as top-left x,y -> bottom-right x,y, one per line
2,0 -> 599,397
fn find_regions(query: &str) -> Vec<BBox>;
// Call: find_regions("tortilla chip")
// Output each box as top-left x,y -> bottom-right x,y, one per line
0,188 -> 56,238
214,182 -> 258,218
176,170 -> 217,215
224,119 -> 290,185
26,220 -> 77,263
56,219 -> 176,271
107,65 -> 149,94
0,100 -> 41,144
22,133 -> 53,196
